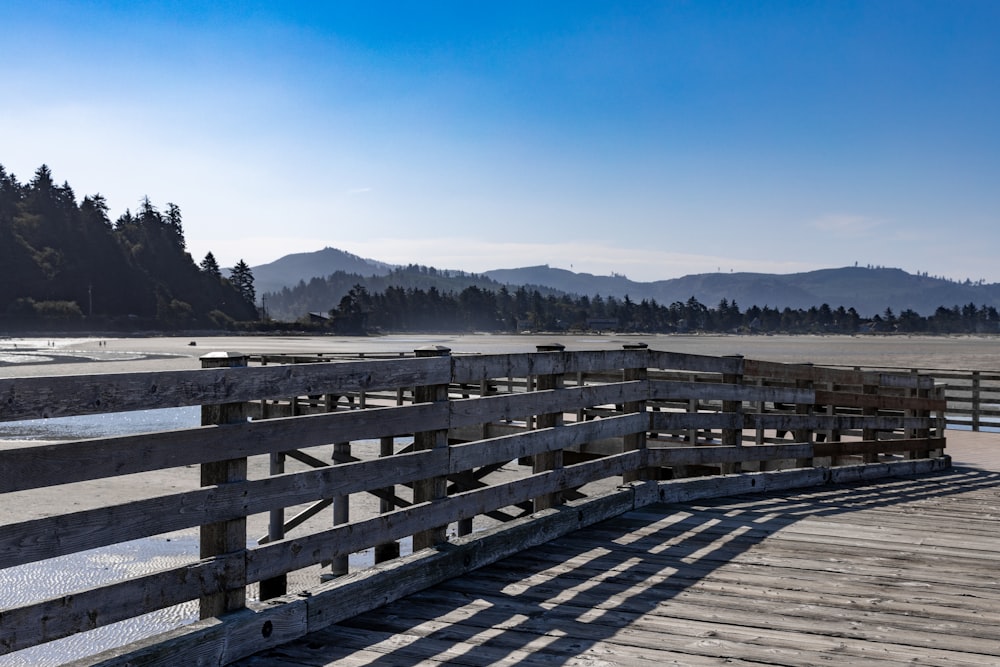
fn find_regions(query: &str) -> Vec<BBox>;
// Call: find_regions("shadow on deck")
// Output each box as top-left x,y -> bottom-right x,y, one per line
234,434 -> 1000,666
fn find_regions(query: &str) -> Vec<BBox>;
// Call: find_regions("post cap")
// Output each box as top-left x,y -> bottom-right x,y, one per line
414,345 -> 452,357
200,351 -> 248,368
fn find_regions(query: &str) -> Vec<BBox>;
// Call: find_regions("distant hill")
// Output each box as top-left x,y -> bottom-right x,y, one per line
251,247 -> 394,296
485,265 -> 1000,317
254,248 -> 1000,318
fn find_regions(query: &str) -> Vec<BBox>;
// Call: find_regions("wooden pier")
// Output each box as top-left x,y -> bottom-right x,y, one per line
0,345 -> 953,665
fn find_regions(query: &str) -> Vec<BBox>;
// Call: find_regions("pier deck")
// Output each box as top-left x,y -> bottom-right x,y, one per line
234,431 -> 1000,666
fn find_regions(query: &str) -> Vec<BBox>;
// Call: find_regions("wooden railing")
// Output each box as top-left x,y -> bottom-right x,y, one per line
829,364 -> 1000,432
0,346 -> 948,666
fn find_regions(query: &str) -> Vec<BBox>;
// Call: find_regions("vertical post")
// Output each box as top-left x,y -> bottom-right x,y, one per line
793,364 -> 815,468
458,378 -> 482,537
825,382 -> 842,466
906,371 -> 930,460
622,343 -> 648,483
533,343 -> 565,511
754,378 -> 765,446
686,374 -> 699,445
861,377 -> 879,463
972,371 -> 981,431
720,355 -> 744,474
412,345 -> 451,551
934,385 -> 947,448
259,450 -> 286,600
199,352 -> 248,619
329,441 -> 351,577
375,436 -> 401,562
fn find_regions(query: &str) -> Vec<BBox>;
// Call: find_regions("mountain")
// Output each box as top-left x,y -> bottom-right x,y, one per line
251,247 -> 394,296
485,265 -> 1000,317
254,248 -> 1000,318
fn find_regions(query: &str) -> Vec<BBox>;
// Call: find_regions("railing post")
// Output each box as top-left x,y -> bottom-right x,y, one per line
861,377 -> 879,463
199,352 -> 248,619
934,385 -> 948,447
793,364 -> 815,468
329,441 -> 351,577
825,381 -> 843,466
721,355 -> 744,474
686,374 -> 699,445
375,436 -> 401,562
412,345 -> 451,551
622,343 -> 649,483
906,370 -> 930,460
259,449 -> 286,601
533,343 -> 565,511
972,371 -> 981,431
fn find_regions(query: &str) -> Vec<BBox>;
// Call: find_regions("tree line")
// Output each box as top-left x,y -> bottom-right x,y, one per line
320,283 -> 1000,335
1,163 -> 257,329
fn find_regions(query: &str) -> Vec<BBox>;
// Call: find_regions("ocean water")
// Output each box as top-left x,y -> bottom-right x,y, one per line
0,406 -> 201,441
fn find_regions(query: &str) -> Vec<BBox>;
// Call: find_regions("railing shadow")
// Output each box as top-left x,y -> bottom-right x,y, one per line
240,466 -> 1000,665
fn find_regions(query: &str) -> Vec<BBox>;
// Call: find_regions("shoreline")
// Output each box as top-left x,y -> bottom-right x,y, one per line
2,331 -> 999,379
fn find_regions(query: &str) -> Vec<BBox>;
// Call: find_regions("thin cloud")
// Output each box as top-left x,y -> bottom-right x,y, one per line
336,238 -> 818,282
811,214 -> 884,237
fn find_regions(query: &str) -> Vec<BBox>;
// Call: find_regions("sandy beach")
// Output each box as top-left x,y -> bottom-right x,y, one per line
2,331 -> 999,378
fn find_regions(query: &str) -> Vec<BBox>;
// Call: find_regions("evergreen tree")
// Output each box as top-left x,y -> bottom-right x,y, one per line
200,252 -> 222,278
230,259 -> 256,304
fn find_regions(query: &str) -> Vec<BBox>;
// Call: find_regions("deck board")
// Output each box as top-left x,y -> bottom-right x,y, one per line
234,433 -> 1000,666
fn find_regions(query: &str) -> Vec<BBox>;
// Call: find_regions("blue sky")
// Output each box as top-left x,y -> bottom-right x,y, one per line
3,1 -> 999,282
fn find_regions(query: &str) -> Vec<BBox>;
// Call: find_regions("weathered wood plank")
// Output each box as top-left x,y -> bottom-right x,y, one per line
649,379 -> 814,403
647,443 -> 815,467
814,388 -> 946,412
448,413 -> 647,472
0,448 -> 447,569
0,356 -> 450,421
451,349 -> 649,382
448,381 -> 646,427
0,557 -> 232,654
331,609 -> 768,667
648,350 -> 743,374
749,413 -> 935,432
0,402 -> 447,493
62,601 -> 309,667
649,411 -> 743,430
813,437 -> 946,458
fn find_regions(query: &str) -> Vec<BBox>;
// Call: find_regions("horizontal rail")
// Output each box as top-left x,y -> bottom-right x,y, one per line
824,363 -> 1000,432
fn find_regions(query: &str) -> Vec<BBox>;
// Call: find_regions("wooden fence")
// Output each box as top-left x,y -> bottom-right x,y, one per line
829,365 -> 1000,432
0,345 -> 947,666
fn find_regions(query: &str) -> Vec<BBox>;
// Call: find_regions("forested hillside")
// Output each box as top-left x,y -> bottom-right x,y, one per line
263,265 -> 564,321
0,164 -> 258,329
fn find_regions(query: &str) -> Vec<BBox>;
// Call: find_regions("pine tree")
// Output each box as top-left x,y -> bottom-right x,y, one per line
200,251 -> 222,278
230,259 -> 256,305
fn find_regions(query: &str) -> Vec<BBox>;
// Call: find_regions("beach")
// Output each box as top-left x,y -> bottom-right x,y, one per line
3,332 -> 999,378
